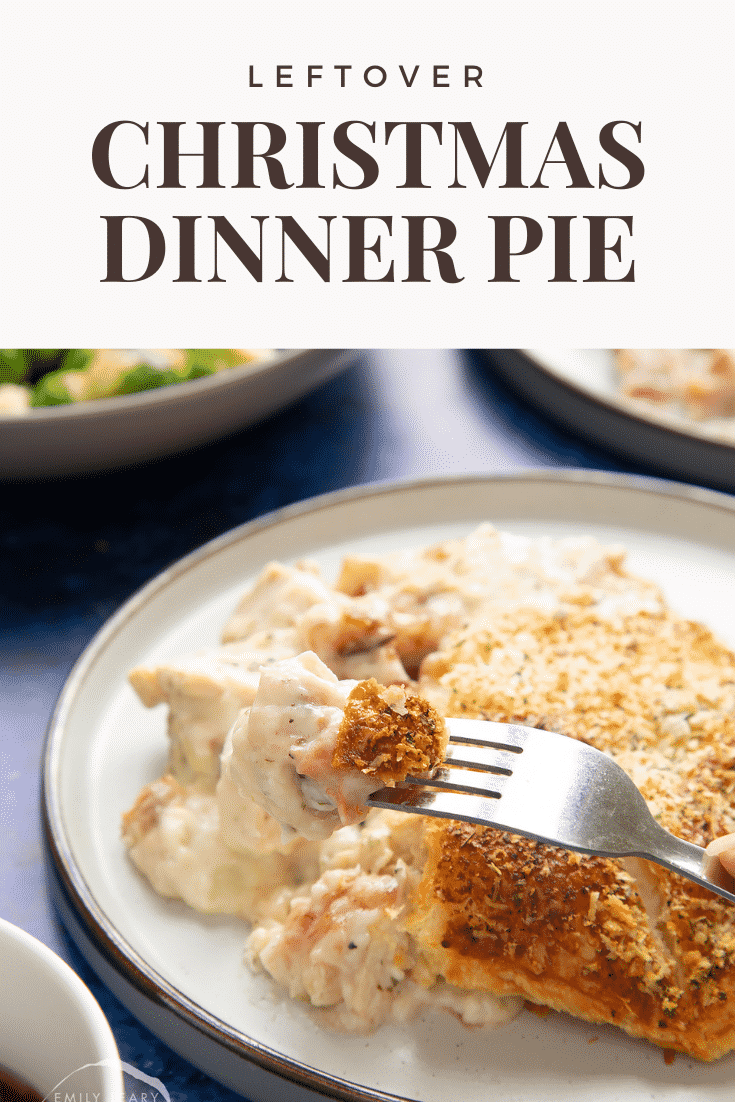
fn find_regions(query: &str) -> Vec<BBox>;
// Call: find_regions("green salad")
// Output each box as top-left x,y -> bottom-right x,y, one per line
0,349 -> 275,414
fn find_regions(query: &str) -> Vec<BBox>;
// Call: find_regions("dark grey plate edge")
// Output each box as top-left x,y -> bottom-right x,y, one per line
487,350 -> 735,492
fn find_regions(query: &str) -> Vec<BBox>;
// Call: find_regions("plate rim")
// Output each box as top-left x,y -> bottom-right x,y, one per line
41,469 -> 735,1101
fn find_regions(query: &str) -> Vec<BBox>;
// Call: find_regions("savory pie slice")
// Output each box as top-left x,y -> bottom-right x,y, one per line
122,526 -> 735,1056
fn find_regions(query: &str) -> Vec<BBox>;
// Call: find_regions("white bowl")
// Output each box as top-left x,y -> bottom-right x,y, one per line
0,348 -> 351,479
0,918 -> 123,1101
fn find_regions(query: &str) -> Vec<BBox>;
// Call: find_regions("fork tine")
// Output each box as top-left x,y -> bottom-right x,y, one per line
368,785 -> 500,823
368,719 -> 735,907
408,766 -> 509,797
445,742 -> 516,774
447,719 -> 529,750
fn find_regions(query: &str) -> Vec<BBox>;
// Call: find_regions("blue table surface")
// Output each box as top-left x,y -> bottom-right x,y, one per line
2,350 -> 728,1100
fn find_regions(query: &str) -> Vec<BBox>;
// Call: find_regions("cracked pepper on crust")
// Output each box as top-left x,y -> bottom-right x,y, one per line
410,605 -> 735,1061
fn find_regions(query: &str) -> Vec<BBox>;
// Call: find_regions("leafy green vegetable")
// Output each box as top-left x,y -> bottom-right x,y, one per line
116,364 -> 182,395
29,369 -> 82,406
59,349 -> 95,374
28,349 -> 62,360
0,349 -> 29,384
182,357 -> 217,381
15,349 -> 266,408
185,349 -> 246,375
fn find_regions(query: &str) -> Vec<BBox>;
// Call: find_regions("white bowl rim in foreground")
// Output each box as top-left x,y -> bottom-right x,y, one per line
0,916 -> 123,1101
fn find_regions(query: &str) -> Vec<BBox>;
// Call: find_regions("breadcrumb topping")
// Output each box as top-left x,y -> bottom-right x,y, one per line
334,679 -> 448,786
412,605 -> 735,1060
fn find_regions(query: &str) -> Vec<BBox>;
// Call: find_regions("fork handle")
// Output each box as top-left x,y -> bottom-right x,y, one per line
642,826 -> 735,906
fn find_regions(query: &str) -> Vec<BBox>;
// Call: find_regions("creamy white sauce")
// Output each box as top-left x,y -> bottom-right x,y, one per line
125,524 -> 661,1032
222,651 -> 385,841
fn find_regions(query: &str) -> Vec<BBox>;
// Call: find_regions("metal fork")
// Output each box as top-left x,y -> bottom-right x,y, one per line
367,719 -> 735,904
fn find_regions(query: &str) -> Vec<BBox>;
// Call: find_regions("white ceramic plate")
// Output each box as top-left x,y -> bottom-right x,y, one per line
488,350 -> 735,492
43,472 -> 735,1102
0,349 -> 350,479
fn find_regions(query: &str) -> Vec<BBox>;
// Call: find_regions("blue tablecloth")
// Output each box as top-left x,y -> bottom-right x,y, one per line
0,350 -> 703,1100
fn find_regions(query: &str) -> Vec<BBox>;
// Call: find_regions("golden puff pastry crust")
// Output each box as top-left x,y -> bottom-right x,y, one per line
408,605 -> 735,1061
